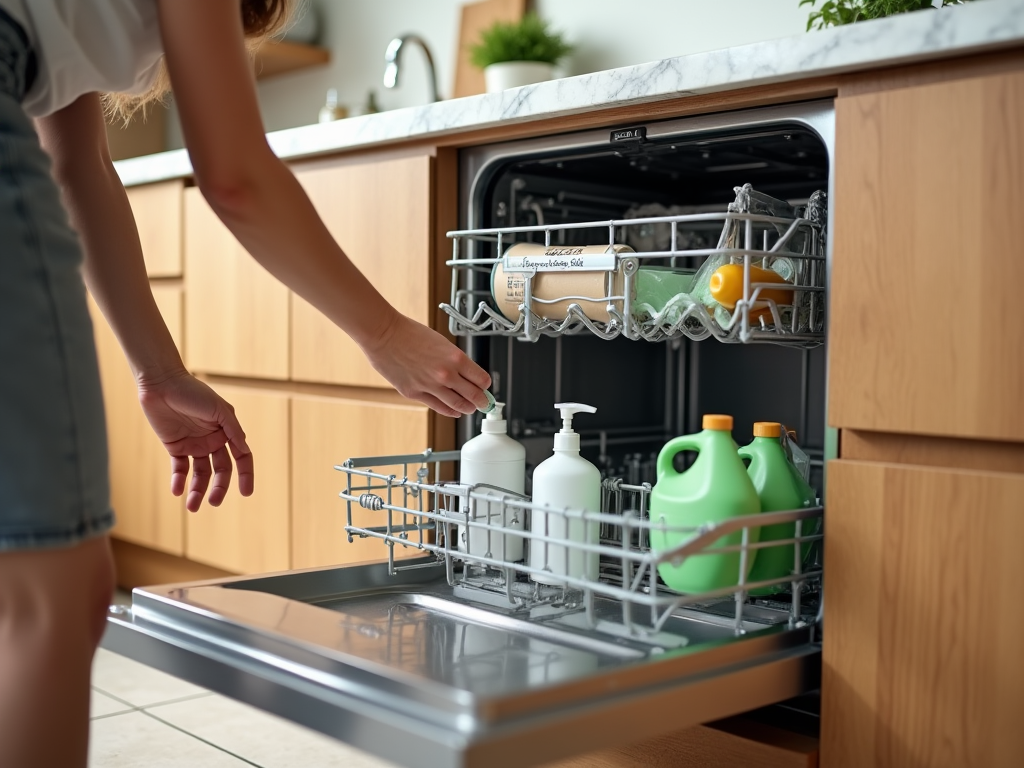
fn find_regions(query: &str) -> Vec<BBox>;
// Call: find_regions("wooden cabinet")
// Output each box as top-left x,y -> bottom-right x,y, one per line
183,187 -> 290,379
185,384 -> 291,574
830,68 -> 1024,441
126,180 -> 184,277
291,154 -> 434,387
290,394 -> 431,569
821,459 -> 1024,768
89,286 -> 185,555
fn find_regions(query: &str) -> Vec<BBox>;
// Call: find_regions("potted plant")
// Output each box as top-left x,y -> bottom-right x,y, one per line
469,12 -> 573,93
800,0 -> 974,30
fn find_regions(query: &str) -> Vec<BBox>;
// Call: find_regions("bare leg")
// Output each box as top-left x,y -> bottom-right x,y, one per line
0,535 -> 115,768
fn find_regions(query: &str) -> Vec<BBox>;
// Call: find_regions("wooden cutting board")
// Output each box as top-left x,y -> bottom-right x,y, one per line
453,0 -> 528,98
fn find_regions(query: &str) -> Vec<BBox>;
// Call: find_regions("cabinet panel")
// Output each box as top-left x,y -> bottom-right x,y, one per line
830,69 -> 1024,440
291,395 -> 430,569
126,180 -> 183,277
291,154 -> 433,387
821,460 -> 1024,768
89,286 -> 185,554
185,385 -> 290,574
183,188 -> 290,379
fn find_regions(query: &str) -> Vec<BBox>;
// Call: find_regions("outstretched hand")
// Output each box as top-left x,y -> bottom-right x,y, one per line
363,313 -> 491,417
137,370 -> 253,512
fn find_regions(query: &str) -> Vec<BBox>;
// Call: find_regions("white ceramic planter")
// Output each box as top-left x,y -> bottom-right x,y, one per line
483,61 -> 556,93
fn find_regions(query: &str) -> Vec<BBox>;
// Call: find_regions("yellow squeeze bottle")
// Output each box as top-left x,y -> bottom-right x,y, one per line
709,263 -> 794,311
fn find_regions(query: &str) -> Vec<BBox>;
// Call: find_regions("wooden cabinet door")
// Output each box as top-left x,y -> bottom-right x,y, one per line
183,188 -> 290,379
821,459 -> 1024,768
291,394 -> 430,569
89,286 -> 185,555
830,69 -> 1024,440
185,384 -> 291,574
291,154 -> 433,387
126,180 -> 183,277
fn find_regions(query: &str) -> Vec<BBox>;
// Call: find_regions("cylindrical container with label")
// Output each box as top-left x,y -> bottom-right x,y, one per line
490,243 -> 635,324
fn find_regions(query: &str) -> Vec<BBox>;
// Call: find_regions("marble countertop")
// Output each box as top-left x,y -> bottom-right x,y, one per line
116,0 -> 1024,187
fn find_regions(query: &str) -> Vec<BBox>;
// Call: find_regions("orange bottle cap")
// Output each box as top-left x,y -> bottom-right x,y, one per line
703,414 -> 733,431
753,421 -> 782,438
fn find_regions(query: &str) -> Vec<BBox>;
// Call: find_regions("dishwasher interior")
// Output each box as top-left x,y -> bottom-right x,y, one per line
105,101 -> 835,768
455,108 -> 830,494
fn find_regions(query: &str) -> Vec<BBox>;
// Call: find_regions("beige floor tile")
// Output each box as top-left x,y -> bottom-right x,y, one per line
149,693 -> 398,768
89,711 -> 251,767
91,689 -> 133,719
92,648 -> 211,707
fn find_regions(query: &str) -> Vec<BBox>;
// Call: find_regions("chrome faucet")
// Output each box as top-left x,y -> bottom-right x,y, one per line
383,34 -> 440,103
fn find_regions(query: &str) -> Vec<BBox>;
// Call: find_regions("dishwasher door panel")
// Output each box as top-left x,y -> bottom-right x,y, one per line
103,559 -> 820,768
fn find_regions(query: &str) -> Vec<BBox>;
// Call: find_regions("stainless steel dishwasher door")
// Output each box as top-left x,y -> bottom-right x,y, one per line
103,558 -> 820,768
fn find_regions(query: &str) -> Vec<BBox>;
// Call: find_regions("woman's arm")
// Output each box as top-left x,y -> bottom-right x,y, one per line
157,0 -> 489,417
35,94 -> 253,512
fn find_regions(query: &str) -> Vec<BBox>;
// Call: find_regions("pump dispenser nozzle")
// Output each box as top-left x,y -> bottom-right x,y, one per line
553,402 -> 596,451
481,401 -> 507,433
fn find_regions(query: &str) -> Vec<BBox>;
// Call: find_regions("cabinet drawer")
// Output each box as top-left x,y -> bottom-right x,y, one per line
184,384 -> 291,574
822,459 -> 1024,768
830,70 -> 1024,441
127,180 -> 184,278
290,393 -> 430,568
291,154 -> 433,387
183,188 -> 290,379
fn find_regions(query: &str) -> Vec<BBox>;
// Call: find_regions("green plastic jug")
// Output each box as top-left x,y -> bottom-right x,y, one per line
738,422 -> 817,595
650,414 -> 762,594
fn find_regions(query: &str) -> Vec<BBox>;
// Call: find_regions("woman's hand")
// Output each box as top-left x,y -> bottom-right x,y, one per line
363,313 -> 491,417
136,370 -> 253,512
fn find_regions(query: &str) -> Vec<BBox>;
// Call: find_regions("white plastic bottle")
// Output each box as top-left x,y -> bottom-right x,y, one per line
458,402 -> 526,562
529,403 -> 601,585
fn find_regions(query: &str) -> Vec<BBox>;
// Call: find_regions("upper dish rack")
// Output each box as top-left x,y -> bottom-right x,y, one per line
442,188 -> 827,347
337,450 -> 823,637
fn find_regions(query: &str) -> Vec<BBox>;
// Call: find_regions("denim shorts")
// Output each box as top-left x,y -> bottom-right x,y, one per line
0,9 -> 114,550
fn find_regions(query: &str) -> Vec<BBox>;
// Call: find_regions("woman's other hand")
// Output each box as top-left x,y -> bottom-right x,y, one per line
363,313 -> 491,417
137,370 -> 253,512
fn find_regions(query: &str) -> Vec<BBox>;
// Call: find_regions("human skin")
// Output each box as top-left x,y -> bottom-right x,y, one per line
1,2 -> 490,766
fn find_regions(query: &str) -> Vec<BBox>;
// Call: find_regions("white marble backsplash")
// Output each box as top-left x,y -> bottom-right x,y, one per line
116,0 -> 1024,186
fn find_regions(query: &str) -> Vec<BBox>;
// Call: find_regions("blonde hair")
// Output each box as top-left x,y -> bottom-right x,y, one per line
105,0 -> 296,125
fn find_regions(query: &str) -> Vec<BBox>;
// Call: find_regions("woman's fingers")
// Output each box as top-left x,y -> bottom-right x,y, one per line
207,445 -> 233,507
432,383 -> 478,415
418,392 -> 462,418
170,455 -> 190,497
220,410 -> 254,496
186,454 -> 213,512
459,354 -> 491,391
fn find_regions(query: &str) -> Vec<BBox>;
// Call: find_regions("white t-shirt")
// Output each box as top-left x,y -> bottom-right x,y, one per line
1,0 -> 163,117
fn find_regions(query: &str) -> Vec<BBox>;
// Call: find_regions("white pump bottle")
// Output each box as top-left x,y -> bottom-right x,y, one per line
458,402 -> 526,561
529,403 -> 601,585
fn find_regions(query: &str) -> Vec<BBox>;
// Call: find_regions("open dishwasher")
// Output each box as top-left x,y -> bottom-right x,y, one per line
104,101 -> 834,768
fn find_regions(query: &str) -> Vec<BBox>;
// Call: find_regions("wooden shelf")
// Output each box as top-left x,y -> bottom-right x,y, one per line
254,39 -> 330,80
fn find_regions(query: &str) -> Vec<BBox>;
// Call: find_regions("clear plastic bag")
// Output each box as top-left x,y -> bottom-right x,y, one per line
690,185 -> 826,330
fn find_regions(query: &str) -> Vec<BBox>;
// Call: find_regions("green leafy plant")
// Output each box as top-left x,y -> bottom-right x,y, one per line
801,0 -> 974,31
469,12 -> 573,69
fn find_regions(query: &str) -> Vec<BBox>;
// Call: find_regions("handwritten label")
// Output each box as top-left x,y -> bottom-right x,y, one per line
504,250 -> 617,273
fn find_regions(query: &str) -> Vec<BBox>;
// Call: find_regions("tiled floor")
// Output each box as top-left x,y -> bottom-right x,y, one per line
90,648 -> 397,768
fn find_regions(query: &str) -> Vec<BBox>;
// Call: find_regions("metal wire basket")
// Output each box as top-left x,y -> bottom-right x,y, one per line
441,206 -> 826,347
337,450 -> 823,637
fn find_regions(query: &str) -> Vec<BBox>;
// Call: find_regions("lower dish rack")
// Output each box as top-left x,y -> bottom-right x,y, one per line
338,449 -> 823,639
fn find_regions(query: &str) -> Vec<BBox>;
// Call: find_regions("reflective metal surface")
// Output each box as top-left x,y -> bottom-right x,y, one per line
104,559 -> 820,768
